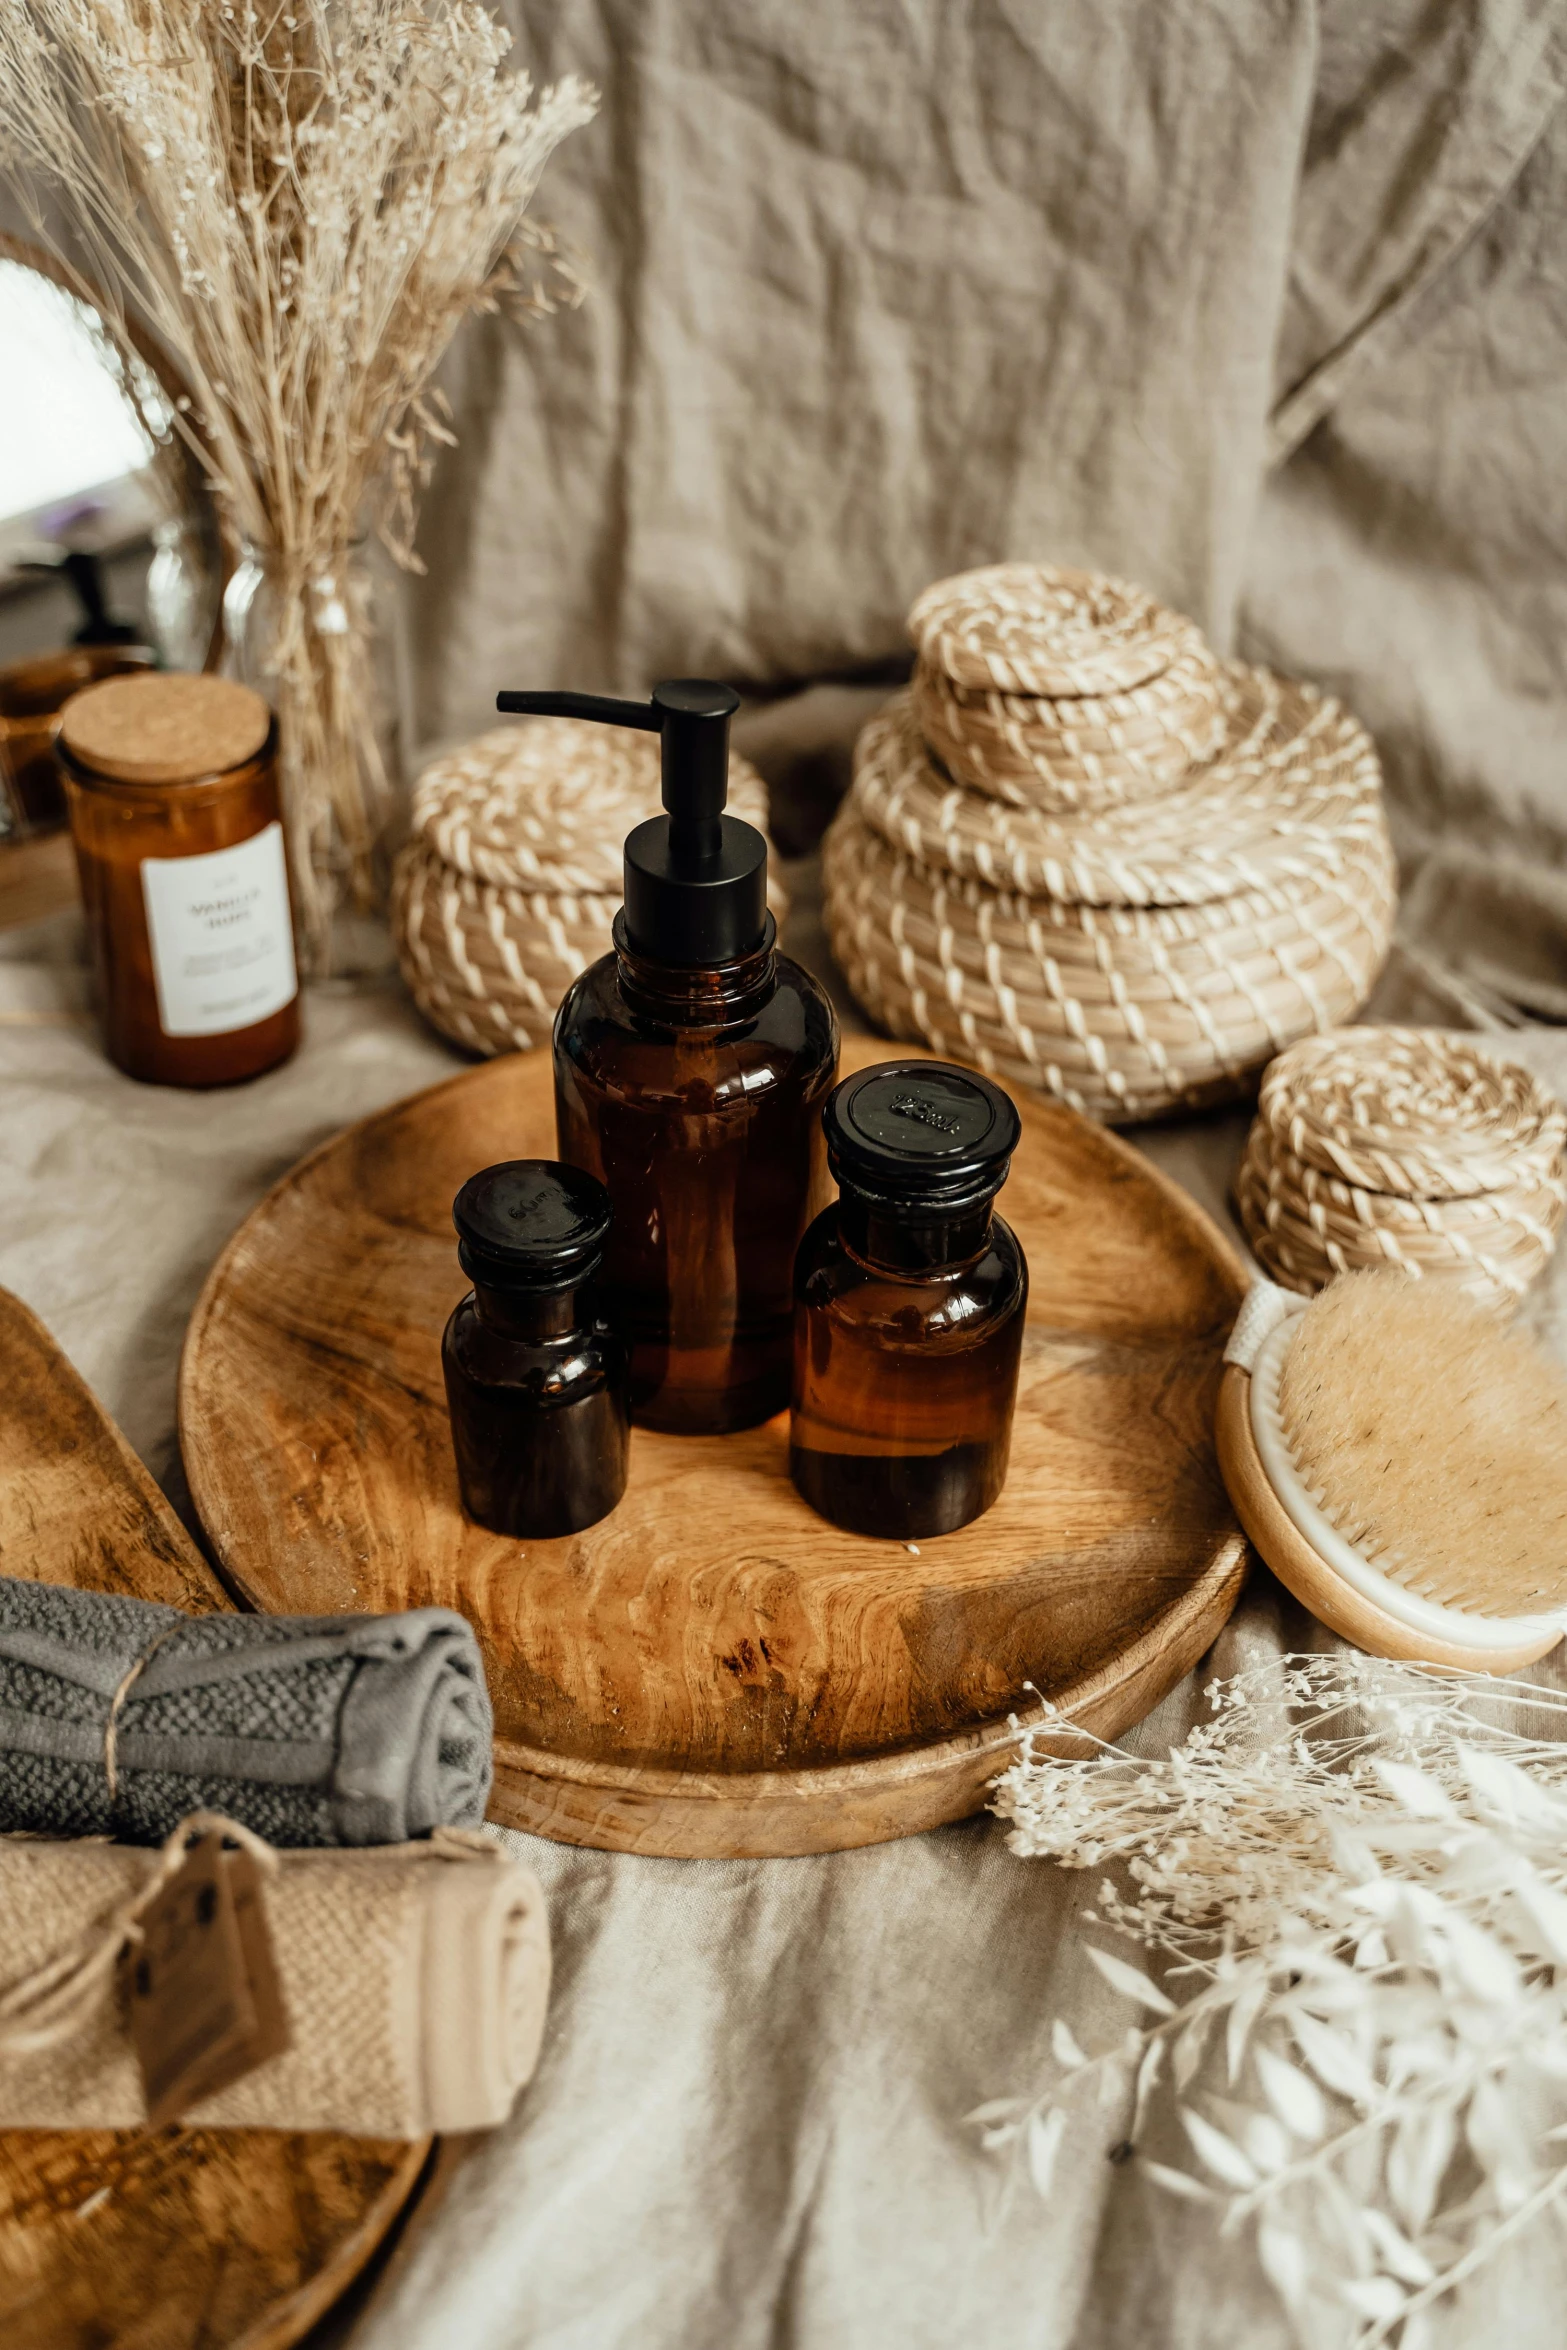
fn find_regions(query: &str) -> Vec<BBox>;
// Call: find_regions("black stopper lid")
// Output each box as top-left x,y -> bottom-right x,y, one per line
452,1160 -> 612,1292
824,1061 -> 1022,1211
494,677 -> 767,966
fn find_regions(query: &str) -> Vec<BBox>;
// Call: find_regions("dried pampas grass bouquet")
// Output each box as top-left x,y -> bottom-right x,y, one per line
0,0 -> 598,958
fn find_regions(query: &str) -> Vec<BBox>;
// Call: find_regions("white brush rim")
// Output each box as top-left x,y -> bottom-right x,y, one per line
1248,1315 -> 1567,1652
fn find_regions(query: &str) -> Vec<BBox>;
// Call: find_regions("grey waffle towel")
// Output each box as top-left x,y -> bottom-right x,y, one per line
0,1576 -> 493,1846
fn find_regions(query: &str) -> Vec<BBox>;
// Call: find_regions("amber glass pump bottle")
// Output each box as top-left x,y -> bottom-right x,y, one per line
495,679 -> 839,1435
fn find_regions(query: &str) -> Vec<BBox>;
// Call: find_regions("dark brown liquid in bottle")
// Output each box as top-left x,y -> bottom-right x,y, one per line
443,1282 -> 629,1538
790,1194 -> 1027,1538
554,914 -> 838,1434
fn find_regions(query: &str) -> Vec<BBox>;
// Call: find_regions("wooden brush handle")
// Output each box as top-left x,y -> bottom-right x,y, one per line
1215,1363 -> 1561,1675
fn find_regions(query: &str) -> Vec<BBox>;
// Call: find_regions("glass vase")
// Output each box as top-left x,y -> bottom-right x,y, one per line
222,541 -> 401,971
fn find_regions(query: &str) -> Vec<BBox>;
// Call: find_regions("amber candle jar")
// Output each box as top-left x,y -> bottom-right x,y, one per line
555,911 -> 838,1435
790,1061 -> 1028,1539
442,1160 -> 630,1538
58,673 -> 299,1087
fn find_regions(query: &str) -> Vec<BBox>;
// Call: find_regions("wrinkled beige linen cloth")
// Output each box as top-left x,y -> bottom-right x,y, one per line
412,2 -> 1567,917
0,1827 -> 550,2136
2,903 -> 1566,2349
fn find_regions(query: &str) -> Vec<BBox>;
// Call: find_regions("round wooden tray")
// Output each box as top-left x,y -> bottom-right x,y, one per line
180,1039 -> 1250,1858
0,1287 -> 428,2350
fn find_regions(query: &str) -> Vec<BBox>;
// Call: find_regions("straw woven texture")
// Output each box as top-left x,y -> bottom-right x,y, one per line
907,564 -> 1207,696
1236,1028 -> 1567,1311
825,626 -> 1395,1123
911,652 -> 1227,811
852,674 -> 1386,905
391,720 -> 775,1055
905,565 -> 1230,813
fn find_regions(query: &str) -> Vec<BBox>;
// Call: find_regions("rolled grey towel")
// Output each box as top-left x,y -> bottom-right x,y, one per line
0,1575 -> 492,1846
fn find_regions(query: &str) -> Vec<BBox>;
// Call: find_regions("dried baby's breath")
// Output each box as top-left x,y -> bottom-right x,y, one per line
987,1655 -> 1567,2347
0,1 -> 597,949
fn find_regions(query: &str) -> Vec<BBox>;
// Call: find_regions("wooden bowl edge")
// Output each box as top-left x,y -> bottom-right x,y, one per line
228,2137 -> 433,2350
485,1534 -> 1249,1857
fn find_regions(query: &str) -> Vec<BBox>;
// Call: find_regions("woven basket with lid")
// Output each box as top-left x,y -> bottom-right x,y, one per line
906,564 -> 1228,813
1236,1027 -> 1567,1310
392,719 -> 778,1055
823,564 -> 1396,1123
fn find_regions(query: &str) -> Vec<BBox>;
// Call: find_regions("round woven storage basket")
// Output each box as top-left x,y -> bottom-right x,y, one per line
1236,1028 -> 1567,1312
906,564 -> 1229,813
824,672 -> 1396,1123
392,719 -> 778,1055
908,565 -> 1208,697
911,653 -> 1227,811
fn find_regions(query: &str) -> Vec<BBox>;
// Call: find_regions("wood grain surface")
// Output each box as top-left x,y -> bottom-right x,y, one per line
0,1285 -> 430,2350
181,1040 -> 1252,1856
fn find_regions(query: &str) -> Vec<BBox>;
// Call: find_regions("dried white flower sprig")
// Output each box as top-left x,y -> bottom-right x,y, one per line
985,1655 -> 1567,2349
0,0 -> 597,946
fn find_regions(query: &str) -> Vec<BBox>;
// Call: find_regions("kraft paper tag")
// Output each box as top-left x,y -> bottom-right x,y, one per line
124,1829 -> 290,2127
224,1840 -> 290,2059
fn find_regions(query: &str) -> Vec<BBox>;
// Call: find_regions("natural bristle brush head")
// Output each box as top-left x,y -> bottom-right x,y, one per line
1216,1268 -> 1567,1669
1278,1273 -> 1567,1617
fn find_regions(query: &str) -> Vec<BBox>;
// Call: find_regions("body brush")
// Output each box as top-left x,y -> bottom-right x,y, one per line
1216,1269 -> 1567,1670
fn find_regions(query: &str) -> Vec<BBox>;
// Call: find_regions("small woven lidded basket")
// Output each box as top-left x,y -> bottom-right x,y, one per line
908,564 -> 1228,812
825,563 -> 1397,1123
1237,1027 -> 1567,1313
393,718 -> 778,1054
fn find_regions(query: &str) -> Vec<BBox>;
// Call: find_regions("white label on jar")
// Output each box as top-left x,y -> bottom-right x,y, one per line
140,822 -> 298,1038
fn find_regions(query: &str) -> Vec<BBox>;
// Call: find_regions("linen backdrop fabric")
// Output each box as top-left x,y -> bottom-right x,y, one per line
411,0 -> 1567,984
2,2 -> 1567,2346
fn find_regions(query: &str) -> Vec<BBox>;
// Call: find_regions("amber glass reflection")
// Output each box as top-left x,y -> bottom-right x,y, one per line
554,913 -> 839,1434
790,1192 -> 1027,1537
60,730 -> 299,1087
442,1278 -> 629,1538
0,646 -> 153,833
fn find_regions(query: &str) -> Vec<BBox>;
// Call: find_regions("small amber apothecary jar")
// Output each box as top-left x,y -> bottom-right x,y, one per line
790,1060 -> 1028,1539
443,1160 -> 631,1538
58,672 -> 300,1086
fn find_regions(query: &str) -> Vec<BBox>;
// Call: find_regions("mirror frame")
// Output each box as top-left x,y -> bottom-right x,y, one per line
0,230 -> 229,670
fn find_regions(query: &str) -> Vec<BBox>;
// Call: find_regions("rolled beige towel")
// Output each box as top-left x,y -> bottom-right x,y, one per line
0,1820 -> 550,2136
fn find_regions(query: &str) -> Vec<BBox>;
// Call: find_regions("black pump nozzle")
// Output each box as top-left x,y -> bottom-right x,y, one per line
20,550 -> 141,646
496,677 -> 767,968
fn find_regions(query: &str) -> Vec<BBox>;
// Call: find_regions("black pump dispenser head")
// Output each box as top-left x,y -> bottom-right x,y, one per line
495,678 -> 767,966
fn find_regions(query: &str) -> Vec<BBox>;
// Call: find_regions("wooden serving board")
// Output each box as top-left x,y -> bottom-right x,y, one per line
180,1040 -> 1250,1858
0,1287 -> 430,2350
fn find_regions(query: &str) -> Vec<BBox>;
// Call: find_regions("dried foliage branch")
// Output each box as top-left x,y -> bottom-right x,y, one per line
986,1655 -> 1567,2349
0,0 -> 597,950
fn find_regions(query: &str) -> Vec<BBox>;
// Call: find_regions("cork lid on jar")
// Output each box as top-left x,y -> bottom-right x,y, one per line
59,672 -> 272,786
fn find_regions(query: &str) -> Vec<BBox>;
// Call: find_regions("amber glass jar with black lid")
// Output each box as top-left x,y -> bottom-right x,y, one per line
442,1160 -> 630,1539
790,1060 -> 1028,1539
58,672 -> 299,1086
